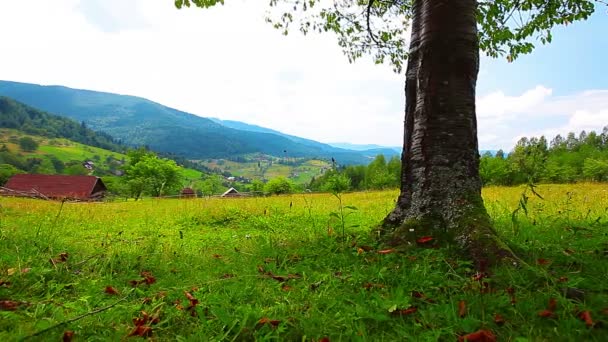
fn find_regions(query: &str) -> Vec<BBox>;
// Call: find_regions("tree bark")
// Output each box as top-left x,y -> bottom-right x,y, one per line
380,0 -> 517,268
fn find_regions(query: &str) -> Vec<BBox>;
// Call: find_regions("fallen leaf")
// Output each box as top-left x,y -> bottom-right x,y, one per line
578,310 -> 593,327
264,258 -> 275,264
128,325 -> 152,337
601,308 -> 608,316
493,313 -> 505,326
563,248 -> 575,256
141,271 -> 156,285
472,272 -> 485,281
0,300 -> 20,311
537,258 -> 551,265
547,298 -> 557,311
281,284 -> 292,291
0,280 -> 10,287
212,254 -> 222,259
270,275 -> 288,282
538,310 -> 556,318
51,252 -> 70,265
458,300 -> 467,318
458,329 -> 496,342
416,236 -> 434,244
7,268 -> 16,276
411,291 -> 435,303
104,286 -> 119,295
377,249 -> 396,254
221,273 -> 235,279
506,287 -> 516,305
317,337 -> 330,342
257,317 -> 281,329
62,331 -> 74,342
363,283 -> 385,290
21,268 -> 31,274
558,276 -> 569,282
391,306 -> 418,316
184,291 -> 199,307
357,248 -> 364,255
358,245 -> 374,251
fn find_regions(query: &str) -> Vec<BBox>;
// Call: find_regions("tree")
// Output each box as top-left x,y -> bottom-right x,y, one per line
124,151 -> 183,198
195,174 -> 225,196
265,177 -> 294,195
0,164 -> 23,185
177,0 -> 602,267
18,136 -> 38,152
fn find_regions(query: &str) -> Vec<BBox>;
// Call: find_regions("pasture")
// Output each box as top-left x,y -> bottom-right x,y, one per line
0,184 -> 607,341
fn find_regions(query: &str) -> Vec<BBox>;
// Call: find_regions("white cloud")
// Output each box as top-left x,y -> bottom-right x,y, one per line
477,88 -> 608,150
0,1 -> 605,151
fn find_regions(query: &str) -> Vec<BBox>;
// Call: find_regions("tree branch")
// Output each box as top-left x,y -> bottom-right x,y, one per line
366,0 -> 382,46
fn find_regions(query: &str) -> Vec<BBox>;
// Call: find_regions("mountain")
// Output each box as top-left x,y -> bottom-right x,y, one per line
329,142 -> 401,153
0,96 -> 123,152
0,80 -> 391,164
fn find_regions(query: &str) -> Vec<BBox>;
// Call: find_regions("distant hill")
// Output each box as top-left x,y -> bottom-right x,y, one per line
0,96 -> 123,153
329,142 -> 401,153
0,128 -> 204,183
0,80 -> 393,164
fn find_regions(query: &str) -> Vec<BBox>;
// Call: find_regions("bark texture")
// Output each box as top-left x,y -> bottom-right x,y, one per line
381,0 -> 516,268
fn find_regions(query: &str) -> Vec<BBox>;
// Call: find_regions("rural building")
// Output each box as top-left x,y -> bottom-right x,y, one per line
181,187 -> 196,198
1,174 -> 107,200
221,187 -> 241,197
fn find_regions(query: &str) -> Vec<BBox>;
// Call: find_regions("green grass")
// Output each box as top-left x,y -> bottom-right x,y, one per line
0,128 -> 203,183
0,184 -> 607,341
200,158 -> 331,184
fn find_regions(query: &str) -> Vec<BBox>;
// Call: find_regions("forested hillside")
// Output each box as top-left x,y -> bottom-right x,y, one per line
0,96 -> 123,152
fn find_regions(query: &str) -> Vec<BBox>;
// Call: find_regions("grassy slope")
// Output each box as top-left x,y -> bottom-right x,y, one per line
0,184 -> 607,340
200,158 -> 331,184
0,128 -> 203,182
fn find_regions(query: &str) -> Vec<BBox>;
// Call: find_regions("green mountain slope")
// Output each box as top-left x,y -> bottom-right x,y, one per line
0,80 -> 376,164
0,96 -> 123,152
0,81 -> 394,164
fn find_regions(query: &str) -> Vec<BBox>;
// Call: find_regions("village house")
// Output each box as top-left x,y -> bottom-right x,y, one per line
1,174 -> 107,200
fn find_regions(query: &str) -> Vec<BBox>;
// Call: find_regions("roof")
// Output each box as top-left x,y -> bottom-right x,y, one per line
3,174 -> 107,200
221,187 -> 239,197
181,187 -> 195,194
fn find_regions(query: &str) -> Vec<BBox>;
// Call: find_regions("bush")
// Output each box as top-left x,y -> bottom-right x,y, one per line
265,177 -> 294,195
18,136 -> 39,152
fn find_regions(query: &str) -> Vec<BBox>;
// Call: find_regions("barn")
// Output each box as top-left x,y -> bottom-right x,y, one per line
1,174 -> 107,200
221,187 -> 241,197
181,187 -> 196,198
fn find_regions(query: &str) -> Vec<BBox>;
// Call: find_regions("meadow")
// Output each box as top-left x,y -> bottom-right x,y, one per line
0,184 -> 607,341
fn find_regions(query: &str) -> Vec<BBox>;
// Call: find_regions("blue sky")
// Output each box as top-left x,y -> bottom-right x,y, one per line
479,11 -> 608,96
0,1 -> 606,151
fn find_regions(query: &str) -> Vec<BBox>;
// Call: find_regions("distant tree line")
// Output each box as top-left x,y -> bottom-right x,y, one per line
480,127 -> 608,185
308,154 -> 401,192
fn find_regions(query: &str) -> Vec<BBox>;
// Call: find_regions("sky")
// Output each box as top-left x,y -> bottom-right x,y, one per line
0,0 -> 606,151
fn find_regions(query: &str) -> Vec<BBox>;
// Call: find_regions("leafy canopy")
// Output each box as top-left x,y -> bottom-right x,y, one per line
175,0 -> 602,72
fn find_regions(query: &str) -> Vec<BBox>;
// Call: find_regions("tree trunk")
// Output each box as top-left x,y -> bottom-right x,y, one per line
380,0 -> 517,268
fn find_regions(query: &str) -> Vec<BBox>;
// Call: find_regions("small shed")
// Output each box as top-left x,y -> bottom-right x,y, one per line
221,187 -> 241,197
181,187 -> 196,198
1,174 -> 107,200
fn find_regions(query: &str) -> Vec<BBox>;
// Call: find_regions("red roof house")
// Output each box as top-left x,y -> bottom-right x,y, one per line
2,174 -> 107,200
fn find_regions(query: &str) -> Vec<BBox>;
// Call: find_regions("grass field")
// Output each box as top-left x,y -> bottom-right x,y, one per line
200,158 -> 331,184
0,184 -> 607,341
